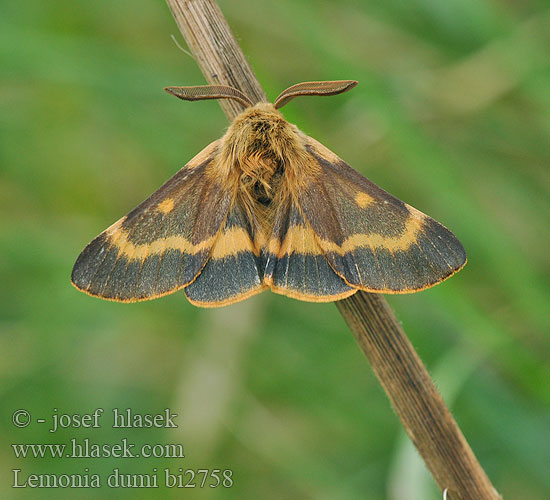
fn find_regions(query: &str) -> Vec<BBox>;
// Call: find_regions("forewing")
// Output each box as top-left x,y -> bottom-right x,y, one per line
184,201 -> 266,307
71,140 -> 232,301
298,137 -> 467,293
264,197 -> 356,302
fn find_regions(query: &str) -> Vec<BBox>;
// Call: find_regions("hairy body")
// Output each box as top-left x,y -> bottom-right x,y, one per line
219,103 -> 314,244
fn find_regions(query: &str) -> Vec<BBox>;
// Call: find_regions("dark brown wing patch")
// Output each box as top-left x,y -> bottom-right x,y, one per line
264,199 -> 356,302
71,140 -> 232,301
298,137 -> 466,293
184,201 -> 266,307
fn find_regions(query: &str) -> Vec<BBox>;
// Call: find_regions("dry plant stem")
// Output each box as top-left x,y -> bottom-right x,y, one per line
337,293 -> 501,500
166,0 -> 266,119
164,1 -> 501,499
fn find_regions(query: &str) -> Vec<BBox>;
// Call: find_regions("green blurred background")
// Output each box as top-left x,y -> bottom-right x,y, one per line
1,0 -> 549,498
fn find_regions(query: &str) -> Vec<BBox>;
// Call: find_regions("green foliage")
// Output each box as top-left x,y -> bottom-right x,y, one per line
1,0 -> 549,498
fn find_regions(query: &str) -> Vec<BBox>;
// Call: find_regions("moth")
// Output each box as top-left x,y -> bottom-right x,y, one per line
72,81 -> 466,307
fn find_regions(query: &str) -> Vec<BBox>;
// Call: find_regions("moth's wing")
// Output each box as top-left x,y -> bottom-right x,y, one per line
184,201 -> 267,307
297,137 -> 467,293
71,140 -> 231,302
263,197 -> 356,302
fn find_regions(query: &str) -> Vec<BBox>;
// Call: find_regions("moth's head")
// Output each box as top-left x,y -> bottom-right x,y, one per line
230,102 -> 282,126
226,102 -> 288,146
164,80 -> 358,111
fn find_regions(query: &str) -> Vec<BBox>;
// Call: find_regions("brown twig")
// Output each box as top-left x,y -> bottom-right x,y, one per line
166,0 -> 266,119
337,294 -> 501,499
164,1 -> 502,498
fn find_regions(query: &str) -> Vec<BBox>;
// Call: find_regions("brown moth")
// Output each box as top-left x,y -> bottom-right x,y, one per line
71,81 -> 466,307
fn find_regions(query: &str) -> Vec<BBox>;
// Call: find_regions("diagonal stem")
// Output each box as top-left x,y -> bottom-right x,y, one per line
167,0 -> 266,119
164,1 -> 502,498
336,293 -> 501,499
